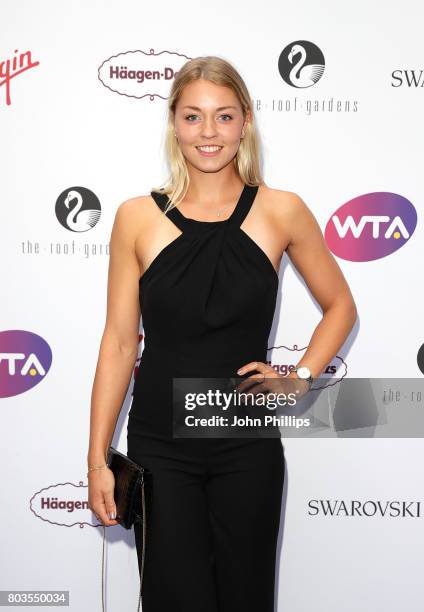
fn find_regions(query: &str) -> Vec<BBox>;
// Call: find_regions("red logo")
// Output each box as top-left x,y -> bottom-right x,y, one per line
0,49 -> 40,106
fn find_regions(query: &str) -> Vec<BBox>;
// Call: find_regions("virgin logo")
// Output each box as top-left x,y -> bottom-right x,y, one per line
0,49 -> 40,106
0,330 -> 52,398
325,192 -> 417,262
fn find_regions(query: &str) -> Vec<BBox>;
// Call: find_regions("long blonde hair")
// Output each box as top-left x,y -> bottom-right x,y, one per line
151,55 -> 264,212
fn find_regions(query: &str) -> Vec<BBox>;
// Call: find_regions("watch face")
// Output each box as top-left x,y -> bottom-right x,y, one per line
297,366 -> 311,379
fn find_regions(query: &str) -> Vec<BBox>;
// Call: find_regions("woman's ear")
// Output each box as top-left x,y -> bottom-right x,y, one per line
241,110 -> 252,137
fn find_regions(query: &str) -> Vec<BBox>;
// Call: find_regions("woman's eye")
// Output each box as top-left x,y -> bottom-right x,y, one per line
184,114 -> 233,121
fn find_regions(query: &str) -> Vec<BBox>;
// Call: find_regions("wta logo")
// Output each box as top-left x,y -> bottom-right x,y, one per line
325,192 -> 417,262
0,330 -> 52,398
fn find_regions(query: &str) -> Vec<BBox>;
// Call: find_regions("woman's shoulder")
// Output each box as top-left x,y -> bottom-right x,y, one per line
259,184 -> 311,223
113,193 -> 163,232
258,185 -> 319,245
110,194 -> 165,244
116,192 -> 158,216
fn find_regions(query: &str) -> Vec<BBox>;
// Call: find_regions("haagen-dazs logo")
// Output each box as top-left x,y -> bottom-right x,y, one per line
278,41 -> 325,88
325,192 -> 417,262
0,330 -> 52,398
55,187 -> 101,232
98,48 -> 192,100
266,343 -> 346,387
30,482 -> 98,527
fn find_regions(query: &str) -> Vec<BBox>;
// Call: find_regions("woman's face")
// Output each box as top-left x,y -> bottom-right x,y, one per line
173,79 -> 249,174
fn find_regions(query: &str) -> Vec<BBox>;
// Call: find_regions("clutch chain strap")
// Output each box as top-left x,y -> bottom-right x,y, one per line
101,479 -> 147,611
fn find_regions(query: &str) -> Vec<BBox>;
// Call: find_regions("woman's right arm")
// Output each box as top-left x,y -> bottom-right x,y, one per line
87,198 -> 144,525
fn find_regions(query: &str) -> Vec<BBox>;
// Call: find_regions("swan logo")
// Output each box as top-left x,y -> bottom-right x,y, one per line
325,192 -> 417,262
98,48 -> 192,100
55,187 -> 101,232
0,330 -> 52,398
0,49 -> 40,106
278,40 -> 325,88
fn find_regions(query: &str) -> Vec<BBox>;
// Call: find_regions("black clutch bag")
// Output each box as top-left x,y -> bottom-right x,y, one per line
100,446 -> 148,612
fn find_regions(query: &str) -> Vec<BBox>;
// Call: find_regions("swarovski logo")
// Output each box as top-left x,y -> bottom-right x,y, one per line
308,499 -> 422,517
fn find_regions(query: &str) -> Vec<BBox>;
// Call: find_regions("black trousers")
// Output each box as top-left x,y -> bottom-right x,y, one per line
128,434 -> 285,612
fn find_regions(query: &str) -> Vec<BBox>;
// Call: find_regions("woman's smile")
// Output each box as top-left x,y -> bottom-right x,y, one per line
196,145 -> 224,156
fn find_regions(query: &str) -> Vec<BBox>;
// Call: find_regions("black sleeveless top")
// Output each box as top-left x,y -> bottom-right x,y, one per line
128,183 -> 280,437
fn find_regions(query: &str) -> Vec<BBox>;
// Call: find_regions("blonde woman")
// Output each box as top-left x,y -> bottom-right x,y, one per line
87,56 -> 357,611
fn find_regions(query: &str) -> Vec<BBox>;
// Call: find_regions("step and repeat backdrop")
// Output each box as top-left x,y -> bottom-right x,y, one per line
1,0 -> 423,610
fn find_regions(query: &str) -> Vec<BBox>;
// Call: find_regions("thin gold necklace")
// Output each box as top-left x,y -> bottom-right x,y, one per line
182,201 -> 235,219
180,194 -> 239,219
216,202 -> 235,217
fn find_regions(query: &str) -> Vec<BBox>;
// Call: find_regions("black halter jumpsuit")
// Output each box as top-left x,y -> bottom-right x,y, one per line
127,183 -> 285,612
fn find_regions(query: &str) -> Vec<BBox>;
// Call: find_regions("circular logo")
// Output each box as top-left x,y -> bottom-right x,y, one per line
0,330 -> 52,398
417,344 -> 424,376
278,40 -> 325,88
324,192 -> 417,262
55,186 -> 101,232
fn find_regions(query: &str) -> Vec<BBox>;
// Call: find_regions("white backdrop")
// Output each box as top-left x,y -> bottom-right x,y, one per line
1,0 -> 423,610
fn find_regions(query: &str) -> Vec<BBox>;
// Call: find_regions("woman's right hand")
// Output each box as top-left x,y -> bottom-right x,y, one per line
87,466 -> 119,526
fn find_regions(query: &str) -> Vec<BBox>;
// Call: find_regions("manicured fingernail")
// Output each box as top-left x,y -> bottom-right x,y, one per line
237,368 -> 243,374
110,511 -> 116,519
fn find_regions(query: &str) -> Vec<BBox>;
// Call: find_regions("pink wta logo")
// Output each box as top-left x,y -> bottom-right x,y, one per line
0,330 -> 52,398
325,192 -> 417,262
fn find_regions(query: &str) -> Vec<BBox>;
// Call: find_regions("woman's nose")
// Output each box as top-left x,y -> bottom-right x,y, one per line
200,118 -> 218,137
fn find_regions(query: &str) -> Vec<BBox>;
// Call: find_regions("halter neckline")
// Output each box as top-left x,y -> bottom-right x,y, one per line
151,184 -> 260,233
170,183 -> 250,225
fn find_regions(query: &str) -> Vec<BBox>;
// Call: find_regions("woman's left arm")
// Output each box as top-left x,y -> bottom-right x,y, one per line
282,192 -> 358,381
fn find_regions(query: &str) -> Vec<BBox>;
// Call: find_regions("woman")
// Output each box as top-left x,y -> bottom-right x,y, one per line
87,56 -> 357,611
